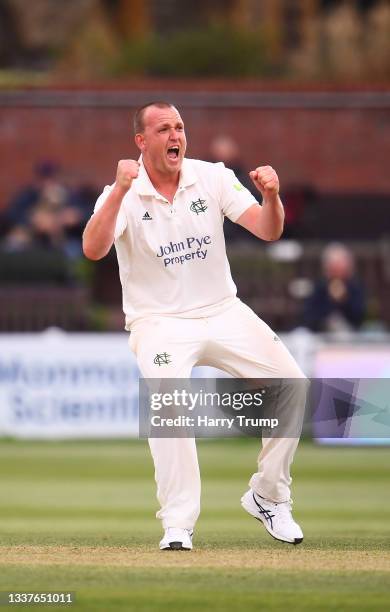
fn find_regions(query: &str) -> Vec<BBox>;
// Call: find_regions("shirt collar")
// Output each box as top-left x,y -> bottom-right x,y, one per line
134,156 -> 197,197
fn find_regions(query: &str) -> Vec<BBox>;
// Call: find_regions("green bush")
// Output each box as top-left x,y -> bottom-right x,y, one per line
113,25 -> 266,77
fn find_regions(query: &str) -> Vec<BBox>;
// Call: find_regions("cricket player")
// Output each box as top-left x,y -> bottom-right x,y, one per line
83,102 -> 306,550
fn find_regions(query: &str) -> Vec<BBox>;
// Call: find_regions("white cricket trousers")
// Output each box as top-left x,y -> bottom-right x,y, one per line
129,299 -> 306,530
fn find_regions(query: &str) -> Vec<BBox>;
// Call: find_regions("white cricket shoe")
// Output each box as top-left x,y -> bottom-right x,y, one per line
241,489 -> 303,545
159,527 -> 194,551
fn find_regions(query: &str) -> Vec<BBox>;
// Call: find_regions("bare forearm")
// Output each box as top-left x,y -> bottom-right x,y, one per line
83,159 -> 139,260
82,185 -> 126,260
257,194 -> 285,241
246,165 -> 284,241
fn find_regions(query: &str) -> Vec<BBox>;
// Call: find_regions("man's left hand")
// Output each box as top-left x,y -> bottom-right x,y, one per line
249,166 -> 279,200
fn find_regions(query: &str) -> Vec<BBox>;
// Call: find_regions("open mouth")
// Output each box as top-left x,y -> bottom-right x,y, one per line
167,146 -> 180,160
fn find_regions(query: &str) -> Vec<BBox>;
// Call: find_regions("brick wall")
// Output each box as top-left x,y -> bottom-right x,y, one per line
0,83 -> 389,211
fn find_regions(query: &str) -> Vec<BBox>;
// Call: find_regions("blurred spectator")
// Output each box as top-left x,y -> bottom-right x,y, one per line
301,243 -> 366,332
209,135 -> 257,241
209,135 -> 255,194
210,135 -> 253,190
2,161 -> 93,258
5,161 -> 65,227
1,225 -> 32,253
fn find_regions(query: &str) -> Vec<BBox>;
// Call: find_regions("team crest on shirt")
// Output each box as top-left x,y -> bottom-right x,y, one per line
190,198 -> 207,215
154,352 -> 172,366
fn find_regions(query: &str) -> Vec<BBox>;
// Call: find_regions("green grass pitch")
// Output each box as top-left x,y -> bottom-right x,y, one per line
0,438 -> 389,611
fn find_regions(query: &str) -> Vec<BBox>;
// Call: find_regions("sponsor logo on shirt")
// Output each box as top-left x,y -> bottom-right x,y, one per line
142,211 -> 153,220
190,198 -> 207,214
156,235 -> 211,268
233,182 -> 245,191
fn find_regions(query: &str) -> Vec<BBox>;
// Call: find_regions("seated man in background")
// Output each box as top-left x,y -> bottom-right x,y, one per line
301,242 -> 366,332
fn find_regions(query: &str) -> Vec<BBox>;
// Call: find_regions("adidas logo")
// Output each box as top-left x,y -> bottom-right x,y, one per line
142,211 -> 153,221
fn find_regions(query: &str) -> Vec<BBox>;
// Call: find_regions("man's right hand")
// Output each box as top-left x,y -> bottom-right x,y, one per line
116,159 -> 140,192
83,160 -> 139,260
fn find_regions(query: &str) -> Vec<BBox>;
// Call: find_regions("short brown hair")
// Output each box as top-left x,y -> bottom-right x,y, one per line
133,101 -> 175,134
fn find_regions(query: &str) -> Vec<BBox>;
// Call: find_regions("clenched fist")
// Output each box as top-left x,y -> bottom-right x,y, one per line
249,166 -> 279,199
116,159 -> 139,192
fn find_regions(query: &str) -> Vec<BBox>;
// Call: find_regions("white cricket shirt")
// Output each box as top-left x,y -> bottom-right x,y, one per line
93,158 -> 256,329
